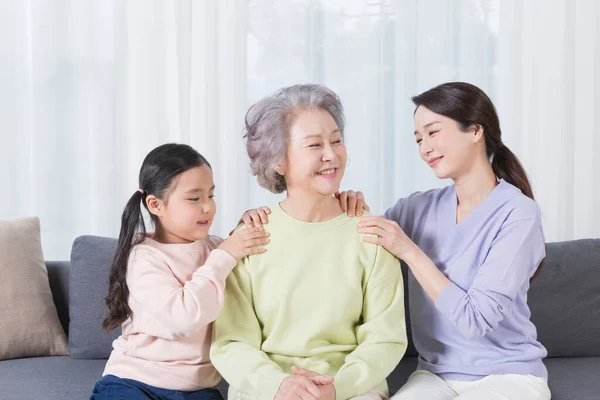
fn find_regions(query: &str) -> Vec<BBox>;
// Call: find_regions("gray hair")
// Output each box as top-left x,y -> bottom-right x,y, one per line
244,84 -> 345,193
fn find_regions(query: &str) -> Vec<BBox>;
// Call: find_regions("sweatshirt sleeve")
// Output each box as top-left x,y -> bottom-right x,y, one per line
332,245 -> 408,399
127,248 -> 236,339
434,215 -> 545,339
210,259 -> 289,399
383,197 -> 406,223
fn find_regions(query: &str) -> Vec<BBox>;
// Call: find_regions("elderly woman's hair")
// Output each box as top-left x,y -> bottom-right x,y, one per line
243,84 -> 345,193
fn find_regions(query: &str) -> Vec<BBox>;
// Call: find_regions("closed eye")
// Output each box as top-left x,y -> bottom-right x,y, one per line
188,198 -> 200,201
332,139 -> 343,145
309,143 -> 322,148
429,130 -> 440,136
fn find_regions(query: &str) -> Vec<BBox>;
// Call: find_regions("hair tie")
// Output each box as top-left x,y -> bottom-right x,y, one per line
137,188 -> 145,195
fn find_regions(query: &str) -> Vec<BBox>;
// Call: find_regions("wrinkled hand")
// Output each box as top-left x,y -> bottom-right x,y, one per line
291,366 -> 335,400
358,216 -> 418,260
218,227 -> 269,261
274,374 -> 327,400
335,190 -> 369,217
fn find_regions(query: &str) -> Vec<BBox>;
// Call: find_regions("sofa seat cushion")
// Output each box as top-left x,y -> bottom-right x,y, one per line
1,356 -> 596,399
0,356 -> 107,400
545,357 -> 600,400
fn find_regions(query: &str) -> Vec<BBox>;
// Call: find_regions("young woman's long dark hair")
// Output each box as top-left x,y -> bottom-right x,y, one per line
411,82 -> 544,280
102,143 -> 211,331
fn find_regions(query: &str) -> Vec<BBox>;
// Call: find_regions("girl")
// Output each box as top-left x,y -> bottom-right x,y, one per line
90,143 -> 270,400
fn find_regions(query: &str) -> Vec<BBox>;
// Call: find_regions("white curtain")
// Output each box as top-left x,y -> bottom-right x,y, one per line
1,0 -> 598,260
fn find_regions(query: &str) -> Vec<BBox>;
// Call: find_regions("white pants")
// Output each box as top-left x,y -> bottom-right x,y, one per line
351,389 -> 388,399
390,370 -> 551,400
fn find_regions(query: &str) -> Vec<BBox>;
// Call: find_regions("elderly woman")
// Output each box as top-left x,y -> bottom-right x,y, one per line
210,84 -> 407,400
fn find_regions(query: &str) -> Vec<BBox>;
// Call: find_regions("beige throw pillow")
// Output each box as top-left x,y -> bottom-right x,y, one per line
0,217 -> 68,360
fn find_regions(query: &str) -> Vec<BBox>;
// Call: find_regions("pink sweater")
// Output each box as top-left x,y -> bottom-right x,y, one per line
102,235 -> 236,391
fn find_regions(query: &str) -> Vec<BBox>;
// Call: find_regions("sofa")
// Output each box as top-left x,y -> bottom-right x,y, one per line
0,236 -> 599,400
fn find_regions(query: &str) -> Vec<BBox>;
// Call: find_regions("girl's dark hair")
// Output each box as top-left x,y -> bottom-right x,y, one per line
102,143 -> 211,331
412,82 -> 544,281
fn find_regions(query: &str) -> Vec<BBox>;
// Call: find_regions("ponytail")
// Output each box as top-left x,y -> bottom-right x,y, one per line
492,144 -> 545,281
491,144 -> 534,200
102,191 -> 147,331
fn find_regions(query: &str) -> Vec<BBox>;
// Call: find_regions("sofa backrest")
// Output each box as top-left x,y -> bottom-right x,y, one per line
529,238 -> 600,357
46,237 -> 600,360
45,236 -> 120,359
68,235 -> 120,359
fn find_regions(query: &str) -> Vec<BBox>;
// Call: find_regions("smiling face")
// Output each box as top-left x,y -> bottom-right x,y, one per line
147,164 -> 217,243
414,105 -> 484,180
278,108 -> 347,198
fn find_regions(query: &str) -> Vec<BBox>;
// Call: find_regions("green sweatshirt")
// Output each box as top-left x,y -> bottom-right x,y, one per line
210,204 -> 407,399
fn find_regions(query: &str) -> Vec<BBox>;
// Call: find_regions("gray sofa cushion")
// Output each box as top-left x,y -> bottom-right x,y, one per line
69,235 -> 120,359
545,357 -> 600,400
529,239 -> 600,357
1,356 -> 597,400
0,356 -> 107,400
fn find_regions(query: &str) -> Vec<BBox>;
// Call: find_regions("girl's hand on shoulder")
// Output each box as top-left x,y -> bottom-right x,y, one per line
243,206 -> 271,227
335,190 -> 369,217
229,206 -> 271,235
218,227 -> 270,261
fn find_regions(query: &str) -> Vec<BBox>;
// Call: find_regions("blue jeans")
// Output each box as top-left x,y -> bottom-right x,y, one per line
90,375 -> 224,400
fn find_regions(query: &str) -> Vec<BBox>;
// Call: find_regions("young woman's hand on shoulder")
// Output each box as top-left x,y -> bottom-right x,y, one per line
358,216 -> 418,260
336,190 -> 369,216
